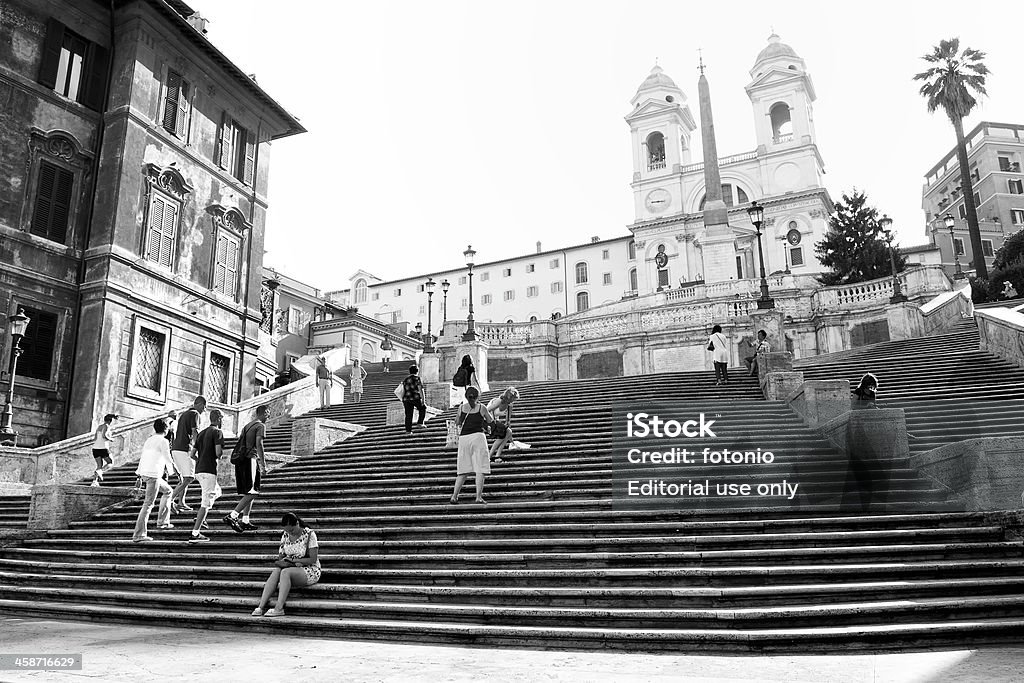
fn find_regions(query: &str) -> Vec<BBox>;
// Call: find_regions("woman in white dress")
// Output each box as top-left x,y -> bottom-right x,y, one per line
449,386 -> 494,505
349,359 -> 367,402
708,324 -> 730,385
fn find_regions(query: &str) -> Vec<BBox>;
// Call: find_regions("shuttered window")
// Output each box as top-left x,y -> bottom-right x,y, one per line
213,232 -> 240,297
31,160 -> 74,244
37,19 -> 108,111
16,307 -> 58,382
144,192 -> 178,268
162,70 -> 190,138
218,114 -> 256,186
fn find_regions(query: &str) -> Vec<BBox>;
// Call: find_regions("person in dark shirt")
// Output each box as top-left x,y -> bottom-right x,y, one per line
188,409 -> 224,543
223,405 -> 269,533
853,373 -> 878,409
401,364 -> 426,434
170,396 -> 206,512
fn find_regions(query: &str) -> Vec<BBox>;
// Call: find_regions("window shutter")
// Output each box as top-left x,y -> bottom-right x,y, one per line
176,79 -> 190,139
162,71 -> 181,134
18,307 -> 58,382
218,113 -> 233,170
31,163 -> 56,239
31,162 -> 73,244
242,129 -> 256,186
81,41 -> 109,111
38,18 -> 65,90
213,234 -> 226,292
159,200 -> 177,267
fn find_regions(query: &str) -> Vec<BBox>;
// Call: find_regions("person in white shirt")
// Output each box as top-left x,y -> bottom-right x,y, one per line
707,324 -> 730,386
132,418 -> 176,542
744,330 -> 771,377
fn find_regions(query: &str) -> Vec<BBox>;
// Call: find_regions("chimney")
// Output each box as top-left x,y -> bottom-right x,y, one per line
536,241 -> 542,253
187,12 -> 209,35
591,236 -> 600,243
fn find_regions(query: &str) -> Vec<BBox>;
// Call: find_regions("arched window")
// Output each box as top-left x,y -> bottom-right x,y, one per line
551,311 -> 562,320
627,240 -> 637,260
770,102 -> 792,142
699,184 -> 749,210
576,291 -> 590,312
575,261 -> 588,284
736,187 -> 749,204
629,267 -> 638,292
354,278 -> 367,304
529,315 -> 538,322
646,132 -> 666,170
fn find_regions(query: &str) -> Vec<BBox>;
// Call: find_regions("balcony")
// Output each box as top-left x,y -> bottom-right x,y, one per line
772,133 -> 793,144
647,157 -> 666,171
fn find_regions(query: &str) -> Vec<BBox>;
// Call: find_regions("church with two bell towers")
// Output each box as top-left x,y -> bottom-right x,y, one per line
626,34 -> 833,293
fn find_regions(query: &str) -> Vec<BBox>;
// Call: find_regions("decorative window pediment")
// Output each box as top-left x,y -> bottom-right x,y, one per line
28,128 -> 92,165
143,162 -> 194,201
205,203 -> 251,236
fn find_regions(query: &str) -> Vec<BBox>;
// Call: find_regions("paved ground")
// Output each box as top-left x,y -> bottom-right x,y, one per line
1,617 -> 1023,682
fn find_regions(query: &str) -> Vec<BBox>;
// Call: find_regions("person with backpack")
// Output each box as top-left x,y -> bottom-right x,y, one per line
188,409 -> 225,543
222,405 -> 269,533
450,354 -> 478,406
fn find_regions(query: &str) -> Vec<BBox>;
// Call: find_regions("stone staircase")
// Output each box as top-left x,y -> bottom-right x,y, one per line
2,341 -> 1024,651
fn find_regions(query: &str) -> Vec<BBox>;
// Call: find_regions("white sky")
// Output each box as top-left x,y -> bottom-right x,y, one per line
189,0 -> 1024,293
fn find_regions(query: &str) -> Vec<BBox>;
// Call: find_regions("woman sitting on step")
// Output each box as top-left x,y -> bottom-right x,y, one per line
450,386 -> 495,505
252,512 -> 321,618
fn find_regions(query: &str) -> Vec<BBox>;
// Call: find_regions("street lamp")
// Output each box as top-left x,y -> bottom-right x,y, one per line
440,279 -> 450,334
0,308 -> 31,446
944,213 -> 965,280
879,217 -> 907,303
746,200 -> 775,309
462,245 -> 478,341
424,277 -> 436,353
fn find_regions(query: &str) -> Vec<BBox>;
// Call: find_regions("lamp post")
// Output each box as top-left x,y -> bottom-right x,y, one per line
945,213 -> 965,280
879,217 -> 907,303
462,246 -> 478,341
424,277 -> 436,353
746,200 -> 775,309
440,279 -> 450,335
0,308 -> 31,446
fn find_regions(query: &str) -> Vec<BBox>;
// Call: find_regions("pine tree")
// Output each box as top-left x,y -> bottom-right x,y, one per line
814,189 -> 906,286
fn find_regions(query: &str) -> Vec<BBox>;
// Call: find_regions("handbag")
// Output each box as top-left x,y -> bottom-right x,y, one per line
393,382 -> 405,400
707,340 -> 715,351
444,420 -> 459,449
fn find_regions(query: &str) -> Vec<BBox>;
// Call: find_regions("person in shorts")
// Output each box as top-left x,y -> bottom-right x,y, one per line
380,334 -> 394,372
188,409 -> 225,543
223,405 -> 268,533
170,396 -> 206,512
486,387 -> 519,463
90,413 -> 118,487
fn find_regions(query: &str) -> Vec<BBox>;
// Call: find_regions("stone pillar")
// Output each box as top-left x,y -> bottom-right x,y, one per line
455,340 -> 490,393
749,308 -> 785,349
757,351 -> 797,400
422,383 -> 452,410
787,379 -> 851,428
419,352 -> 441,384
291,418 -> 366,458
818,408 -> 910,511
622,339 -> 644,376
28,484 -> 133,530
886,301 -> 924,341
386,402 -> 443,427
698,229 -> 737,284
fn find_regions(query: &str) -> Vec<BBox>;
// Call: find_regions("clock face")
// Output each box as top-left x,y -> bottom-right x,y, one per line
645,189 -> 671,214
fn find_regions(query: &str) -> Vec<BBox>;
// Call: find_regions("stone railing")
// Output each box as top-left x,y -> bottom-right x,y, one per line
439,320 -> 554,347
811,265 -> 950,313
679,150 -> 758,174
976,308 -> 1024,369
0,373 -> 323,492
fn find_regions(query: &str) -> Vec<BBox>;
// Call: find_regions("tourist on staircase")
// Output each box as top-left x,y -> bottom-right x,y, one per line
486,387 -> 519,463
349,358 -> 367,402
251,512 -> 321,618
223,405 -> 269,533
744,329 -> 770,377
316,356 -> 333,409
853,373 -> 879,409
451,354 -> 479,406
188,409 -> 225,543
131,418 -> 175,542
380,334 -> 394,373
90,413 -> 118,487
707,324 -> 730,386
450,386 -> 495,505
401,364 -> 427,434
170,396 -> 206,513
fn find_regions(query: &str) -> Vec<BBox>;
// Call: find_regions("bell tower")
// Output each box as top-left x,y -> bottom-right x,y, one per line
626,65 -> 696,222
745,33 -> 817,151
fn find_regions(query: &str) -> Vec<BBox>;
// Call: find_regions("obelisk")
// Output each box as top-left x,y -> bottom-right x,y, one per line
696,61 -> 737,283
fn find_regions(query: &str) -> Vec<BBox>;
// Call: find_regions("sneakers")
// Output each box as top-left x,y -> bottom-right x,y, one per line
264,608 -> 285,617
132,536 -> 154,543
200,521 -> 210,530
157,523 -> 174,530
189,533 -> 210,543
221,514 -> 243,533
238,521 -> 259,532
90,479 -> 100,488
95,469 -> 104,481
251,607 -> 265,617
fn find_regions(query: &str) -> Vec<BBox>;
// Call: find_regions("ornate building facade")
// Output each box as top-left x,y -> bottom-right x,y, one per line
0,0 -> 303,443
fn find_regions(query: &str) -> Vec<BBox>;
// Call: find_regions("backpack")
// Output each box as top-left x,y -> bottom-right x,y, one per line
229,422 -> 254,465
452,367 -> 469,387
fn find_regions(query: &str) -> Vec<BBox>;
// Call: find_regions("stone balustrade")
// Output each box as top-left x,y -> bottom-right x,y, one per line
976,308 -> 1024,369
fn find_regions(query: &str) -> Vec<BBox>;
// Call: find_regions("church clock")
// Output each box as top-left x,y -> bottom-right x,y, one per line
644,189 -> 672,214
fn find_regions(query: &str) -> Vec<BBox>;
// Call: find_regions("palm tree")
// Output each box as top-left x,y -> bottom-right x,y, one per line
914,38 -> 991,280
